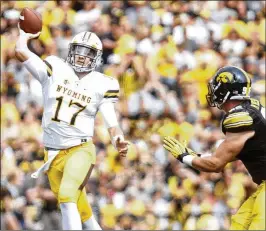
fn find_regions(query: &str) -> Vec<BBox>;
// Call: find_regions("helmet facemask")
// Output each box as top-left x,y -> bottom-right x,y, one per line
206,81 -> 251,110
206,82 -> 231,109
66,43 -> 102,73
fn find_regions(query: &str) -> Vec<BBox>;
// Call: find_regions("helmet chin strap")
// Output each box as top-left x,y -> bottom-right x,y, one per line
74,66 -> 92,72
71,58 -> 96,73
71,60 -> 93,77
74,68 -> 92,79
216,91 -> 230,109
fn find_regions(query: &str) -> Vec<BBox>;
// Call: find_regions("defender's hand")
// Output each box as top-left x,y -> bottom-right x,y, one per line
163,136 -> 197,162
116,137 -> 129,157
18,23 -> 41,40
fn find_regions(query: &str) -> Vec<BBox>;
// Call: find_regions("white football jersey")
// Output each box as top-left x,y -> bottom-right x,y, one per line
24,55 -> 119,149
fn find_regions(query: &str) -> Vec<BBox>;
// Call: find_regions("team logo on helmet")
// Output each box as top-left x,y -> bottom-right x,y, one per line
216,72 -> 234,83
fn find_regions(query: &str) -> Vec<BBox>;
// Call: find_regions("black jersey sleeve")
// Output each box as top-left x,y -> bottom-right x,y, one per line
222,110 -> 254,133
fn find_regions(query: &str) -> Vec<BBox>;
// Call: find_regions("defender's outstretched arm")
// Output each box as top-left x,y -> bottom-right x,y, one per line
164,131 -> 255,172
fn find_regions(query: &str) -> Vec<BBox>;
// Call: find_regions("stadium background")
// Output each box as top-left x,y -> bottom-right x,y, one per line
1,1 -> 265,230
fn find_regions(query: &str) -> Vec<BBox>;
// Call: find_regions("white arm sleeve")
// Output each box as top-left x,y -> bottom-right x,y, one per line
23,56 -> 49,84
16,35 -> 48,84
99,102 -> 119,128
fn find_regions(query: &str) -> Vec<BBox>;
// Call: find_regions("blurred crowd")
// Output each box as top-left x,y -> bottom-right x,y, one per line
1,1 -> 265,230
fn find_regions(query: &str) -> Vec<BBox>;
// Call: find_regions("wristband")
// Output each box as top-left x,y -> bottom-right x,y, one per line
182,155 -> 195,167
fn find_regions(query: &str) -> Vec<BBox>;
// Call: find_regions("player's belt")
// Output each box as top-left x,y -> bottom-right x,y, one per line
45,138 -> 90,151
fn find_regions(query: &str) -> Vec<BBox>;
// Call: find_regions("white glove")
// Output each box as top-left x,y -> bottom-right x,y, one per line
18,23 -> 41,40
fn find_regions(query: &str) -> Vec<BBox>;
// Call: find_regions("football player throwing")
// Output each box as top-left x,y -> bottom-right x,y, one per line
15,25 -> 129,230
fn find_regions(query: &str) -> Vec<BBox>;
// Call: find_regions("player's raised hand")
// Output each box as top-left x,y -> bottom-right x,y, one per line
116,137 -> 130,157
18,23 -> 41,40
18,8 -> 42,40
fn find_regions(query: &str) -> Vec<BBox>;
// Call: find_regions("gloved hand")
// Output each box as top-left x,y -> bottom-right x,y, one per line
18,23 -> 41,40
163,136 -> 198,163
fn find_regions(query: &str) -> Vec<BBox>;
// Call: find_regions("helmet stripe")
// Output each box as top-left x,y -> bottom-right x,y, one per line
87,32 -> 92,42
82,32 -> 87,41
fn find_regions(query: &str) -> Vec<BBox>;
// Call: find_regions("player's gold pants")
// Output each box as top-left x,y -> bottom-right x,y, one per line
44,141 -> 96,223
230,181 -> 265,230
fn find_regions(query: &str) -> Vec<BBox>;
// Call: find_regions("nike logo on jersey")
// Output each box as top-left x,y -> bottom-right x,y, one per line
56,85 -> 91,103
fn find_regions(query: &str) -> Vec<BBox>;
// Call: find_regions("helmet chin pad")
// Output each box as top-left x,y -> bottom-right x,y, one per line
72,65 -> 92,73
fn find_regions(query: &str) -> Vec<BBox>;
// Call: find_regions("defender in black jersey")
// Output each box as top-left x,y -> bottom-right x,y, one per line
221,98 -> 266,185
163,66 -> 265,230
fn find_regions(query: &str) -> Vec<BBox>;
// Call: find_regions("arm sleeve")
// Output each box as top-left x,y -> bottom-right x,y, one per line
99,102 -> 119,128
22,55 -> 51,85
16,34 -> 51,85
222,111 -> 254,133
99,78 -> 120,105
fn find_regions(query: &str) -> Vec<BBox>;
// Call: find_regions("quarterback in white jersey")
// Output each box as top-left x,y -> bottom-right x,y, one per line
15,25 -> 129,230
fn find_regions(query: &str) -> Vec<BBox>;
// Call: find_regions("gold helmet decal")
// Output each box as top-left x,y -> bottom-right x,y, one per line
216,72 -> 234,83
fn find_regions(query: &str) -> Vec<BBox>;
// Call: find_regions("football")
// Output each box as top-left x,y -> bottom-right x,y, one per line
19,7 -> 42,34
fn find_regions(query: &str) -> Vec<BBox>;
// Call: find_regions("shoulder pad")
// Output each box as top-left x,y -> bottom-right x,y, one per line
90,71 -> 120,100
93,72 -> 119,90
250,98 -> 260,110
43,55 -> 64,77
94,71 -> 117,81
94,73 -> 120,101
222,111 -> 254,133
103,79 -> 119,98
103,73 -> 116,80
43,56 -> 70,77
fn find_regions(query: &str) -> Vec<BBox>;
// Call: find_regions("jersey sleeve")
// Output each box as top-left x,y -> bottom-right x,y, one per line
43,56 -> 54,78
22,55 -> 54,85
100,77 -> 120,105
222,111 -> 254,133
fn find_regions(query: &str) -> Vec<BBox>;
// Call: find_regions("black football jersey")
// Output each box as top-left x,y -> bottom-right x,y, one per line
222,98 -> 266,184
